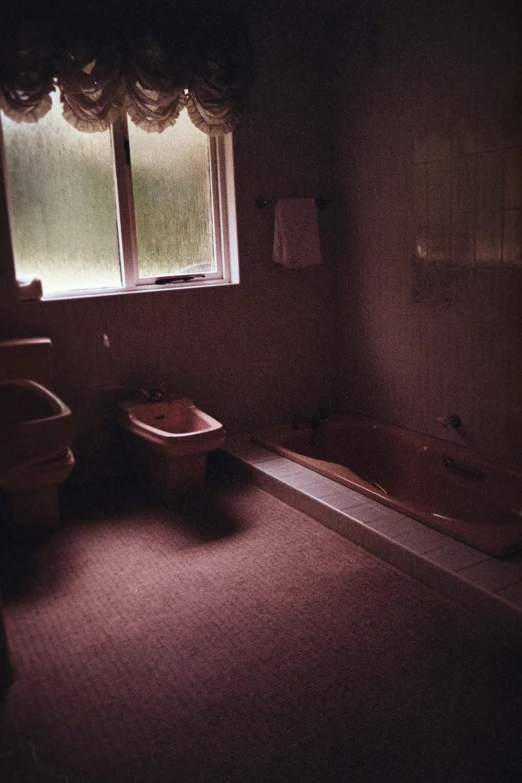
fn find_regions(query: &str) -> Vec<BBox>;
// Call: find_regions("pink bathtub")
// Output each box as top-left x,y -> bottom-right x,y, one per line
252,415 -> 522,558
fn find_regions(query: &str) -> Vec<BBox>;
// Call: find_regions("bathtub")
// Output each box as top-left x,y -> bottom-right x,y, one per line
252,415 -> 522,558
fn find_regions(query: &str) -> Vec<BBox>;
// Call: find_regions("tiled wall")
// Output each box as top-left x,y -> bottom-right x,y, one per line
413,93 -> 521,268
2,0 -> 520,482
334,0 -> 522,465
0,1 -> 339,483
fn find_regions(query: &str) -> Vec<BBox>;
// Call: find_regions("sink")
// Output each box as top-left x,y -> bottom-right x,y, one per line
0,380 -> 75,484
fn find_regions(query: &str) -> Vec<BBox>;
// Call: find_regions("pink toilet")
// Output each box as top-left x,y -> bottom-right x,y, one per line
0,338 -> 75,527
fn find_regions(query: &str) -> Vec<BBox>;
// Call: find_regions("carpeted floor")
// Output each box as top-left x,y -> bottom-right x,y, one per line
0,473 -> 521,783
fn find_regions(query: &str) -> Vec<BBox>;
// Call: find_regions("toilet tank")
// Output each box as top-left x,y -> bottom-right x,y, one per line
0,338 -> 54,389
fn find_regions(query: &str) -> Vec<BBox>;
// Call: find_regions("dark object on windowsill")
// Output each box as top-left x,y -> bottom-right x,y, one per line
255,196 -> 331,210
155,275 -> 206,285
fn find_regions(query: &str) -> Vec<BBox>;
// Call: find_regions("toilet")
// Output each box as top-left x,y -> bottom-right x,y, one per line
0,338 -> 75,527
117,396 -> 226,501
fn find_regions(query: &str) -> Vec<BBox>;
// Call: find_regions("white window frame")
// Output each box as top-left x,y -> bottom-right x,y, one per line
0,108 -> 239,301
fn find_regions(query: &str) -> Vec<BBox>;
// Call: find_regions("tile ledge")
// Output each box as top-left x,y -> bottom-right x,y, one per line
219,446 -> 522,634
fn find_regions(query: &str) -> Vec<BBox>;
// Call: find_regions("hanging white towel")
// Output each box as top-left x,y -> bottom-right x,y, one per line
272,198 -> 322,268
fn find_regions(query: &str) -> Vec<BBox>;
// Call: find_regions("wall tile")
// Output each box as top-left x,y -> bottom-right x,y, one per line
367,513 -> 423,538
414,218 -> 428,261
476,150 -> 504,211
450,102 -> 477,158
428,214 -> 450,262
335,0 -> 521,466
424,542 -> 489,572
3,1 -> 519,482
476,106 -> 503,153
459,556 -> 522,593
450,213 -> 475,266
504,147 -> 522,210
502,93 -> 522,148
394,525 -> 450,554
427,159 -> 451,214
427,129 -> 450,162
451,155 -> 476,213
413,163 -> 428,215
475,211 -> 503,265
503,209 -> 522,265
413,132 -> 428,164
0,2 -> 340,482
496,580 -> 522,609
347,500 -> 390,523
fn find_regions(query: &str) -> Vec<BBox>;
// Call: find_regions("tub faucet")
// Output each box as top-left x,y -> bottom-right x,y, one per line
292,412 -> 307,429
292,409 -> 329,430
437,413 -> 461,429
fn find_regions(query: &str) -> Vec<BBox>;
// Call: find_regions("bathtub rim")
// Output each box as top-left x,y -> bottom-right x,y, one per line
251,414 -> 522,558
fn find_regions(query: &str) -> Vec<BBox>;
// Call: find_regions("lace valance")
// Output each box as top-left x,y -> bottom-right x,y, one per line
0,1 -> 251,134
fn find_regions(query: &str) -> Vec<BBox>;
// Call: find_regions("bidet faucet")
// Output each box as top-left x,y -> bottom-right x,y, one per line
141,383 -> 167,402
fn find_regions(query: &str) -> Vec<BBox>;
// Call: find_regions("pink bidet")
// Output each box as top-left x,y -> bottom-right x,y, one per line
118,397 -> 225,501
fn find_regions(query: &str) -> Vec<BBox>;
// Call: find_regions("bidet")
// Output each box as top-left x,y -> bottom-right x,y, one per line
118,396 -> 225,501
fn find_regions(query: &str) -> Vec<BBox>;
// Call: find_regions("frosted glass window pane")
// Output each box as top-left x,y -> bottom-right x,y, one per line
128,110 -> 215,277
1,91 -> 120,294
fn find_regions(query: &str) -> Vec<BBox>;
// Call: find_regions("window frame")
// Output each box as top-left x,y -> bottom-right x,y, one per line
0,107 -> 239,301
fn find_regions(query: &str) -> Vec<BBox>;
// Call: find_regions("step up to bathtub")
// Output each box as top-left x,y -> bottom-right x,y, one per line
219,434 -> 522,637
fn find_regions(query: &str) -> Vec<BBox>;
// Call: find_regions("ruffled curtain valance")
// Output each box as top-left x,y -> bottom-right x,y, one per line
0,0 -> 252,134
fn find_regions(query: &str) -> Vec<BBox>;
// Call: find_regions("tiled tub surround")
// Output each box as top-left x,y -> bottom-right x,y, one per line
220,435 -> 522,634
251,415 -> 522,558
334,0 -> 522,469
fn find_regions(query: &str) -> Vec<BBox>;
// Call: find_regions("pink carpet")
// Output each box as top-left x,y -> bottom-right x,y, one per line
1,474 -> 521,782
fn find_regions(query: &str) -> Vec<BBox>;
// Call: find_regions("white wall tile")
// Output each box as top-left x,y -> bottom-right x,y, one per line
424,542 -> 489,571
459,557 -> 522,593
394,526 -> 452,554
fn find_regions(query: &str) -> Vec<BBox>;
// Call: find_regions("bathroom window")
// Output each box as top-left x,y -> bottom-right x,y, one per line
0,91 -> 238,298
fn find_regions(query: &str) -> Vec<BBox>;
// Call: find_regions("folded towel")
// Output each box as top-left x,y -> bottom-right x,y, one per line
272,198 -> 322,268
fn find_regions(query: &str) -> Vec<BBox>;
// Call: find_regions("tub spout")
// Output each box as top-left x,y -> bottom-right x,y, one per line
437,413 -> 461,429
292,410 -> 328,430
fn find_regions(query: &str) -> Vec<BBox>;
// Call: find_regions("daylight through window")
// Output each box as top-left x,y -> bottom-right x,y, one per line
0,91 -> 238,297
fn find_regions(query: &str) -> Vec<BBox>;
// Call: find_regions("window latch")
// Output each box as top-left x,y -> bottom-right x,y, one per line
154,274 -> 206,284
